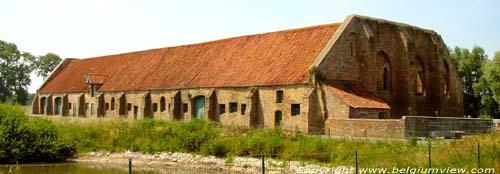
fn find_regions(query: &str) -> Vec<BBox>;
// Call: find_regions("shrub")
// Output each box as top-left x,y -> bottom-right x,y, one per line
0,103 -> 76,163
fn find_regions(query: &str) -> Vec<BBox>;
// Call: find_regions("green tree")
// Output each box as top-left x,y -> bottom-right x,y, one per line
481,51 -> 500,118
0,40 -> 35,104
449,46 -> 492,117
35,53 -> 61,79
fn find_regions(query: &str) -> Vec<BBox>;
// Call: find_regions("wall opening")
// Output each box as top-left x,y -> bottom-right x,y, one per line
54,97 -> 62,115
219,104 -> 226,115
229,102 -> 237,113
193,96 -> 205,119
119,94 -> 127,116
376,51 -> 391,92
144,93 -> 153,119
160,97 -> 166,112
291,104 -> 300,116
416,57 -> 426,96
443,59 -> 450,96
40,97 -> 46,114
241,103 -> 246,115
110,97 -> 115,111
276,90 -> 284,103
275,111 -> 282,127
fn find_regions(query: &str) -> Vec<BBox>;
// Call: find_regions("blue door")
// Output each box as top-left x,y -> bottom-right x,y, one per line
194,96 -> 205,119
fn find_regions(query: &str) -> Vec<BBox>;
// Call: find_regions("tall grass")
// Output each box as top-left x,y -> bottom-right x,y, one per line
54,118 -> 500,169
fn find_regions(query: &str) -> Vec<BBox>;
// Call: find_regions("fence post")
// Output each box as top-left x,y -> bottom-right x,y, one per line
261,153 -> 265,174
355,149 -> 358,174
428,143 -> 432,173
477,142 -> 481,169
128,159 -> 132,174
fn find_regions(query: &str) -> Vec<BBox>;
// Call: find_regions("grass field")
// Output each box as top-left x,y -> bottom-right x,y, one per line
50,118 -> 500,169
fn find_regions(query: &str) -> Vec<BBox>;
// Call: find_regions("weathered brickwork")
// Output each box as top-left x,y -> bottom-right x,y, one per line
32,15 -> 463,137
325,119 -> 405,138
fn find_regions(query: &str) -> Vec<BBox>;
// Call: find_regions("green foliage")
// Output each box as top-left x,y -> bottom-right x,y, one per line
450,46 -> 499,118
0,103 -> 76,163
482,51 -> 500,115
0,40 -> 35,105
35,53 -> 62,79
53,118 -> 500,168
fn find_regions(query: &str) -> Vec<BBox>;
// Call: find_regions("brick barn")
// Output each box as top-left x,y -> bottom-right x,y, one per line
31,15 -> 463,134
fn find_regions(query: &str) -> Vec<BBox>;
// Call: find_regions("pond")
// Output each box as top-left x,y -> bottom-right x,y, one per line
0,162 -> 240,174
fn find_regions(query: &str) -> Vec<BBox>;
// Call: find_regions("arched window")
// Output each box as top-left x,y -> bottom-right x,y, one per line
110,97 -> 115,110
160,97 -> 166,112
377,51 -> 391,92
416,57 -> 425,96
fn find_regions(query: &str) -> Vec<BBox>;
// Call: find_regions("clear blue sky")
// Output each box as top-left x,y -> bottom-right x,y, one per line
0,0 -> 498,93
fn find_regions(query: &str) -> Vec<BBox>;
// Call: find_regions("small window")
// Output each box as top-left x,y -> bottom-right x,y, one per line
183,103 -> 188,113
105,103 -> 110,110
111,98 -> 115,110
85,103 -> 89,110
359,112 -> 368,118
127,103 -> 132,111
276,90 -> 284,103
68,103 -> 72,109
168,103 -> 171,111
291,104 -> 300,116
219,104 -> 226,115
378,112 -> 388,119
153,103 -> 158,112
241,104 -> 247,115
229,102 -> 237,113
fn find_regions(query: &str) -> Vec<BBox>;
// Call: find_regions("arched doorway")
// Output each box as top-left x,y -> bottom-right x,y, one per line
274,111 -> 282,127
193,96 -> 205,119
54,97 -> 62,115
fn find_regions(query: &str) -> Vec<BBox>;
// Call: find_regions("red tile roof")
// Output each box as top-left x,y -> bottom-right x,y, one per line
325,81 -> 391,109
38,23 -> 341,93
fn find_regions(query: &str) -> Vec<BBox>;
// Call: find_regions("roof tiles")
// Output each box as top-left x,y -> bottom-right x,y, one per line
39,23 -> 340,93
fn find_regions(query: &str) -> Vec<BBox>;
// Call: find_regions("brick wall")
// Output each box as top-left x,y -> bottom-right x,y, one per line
325,118 -> 405,138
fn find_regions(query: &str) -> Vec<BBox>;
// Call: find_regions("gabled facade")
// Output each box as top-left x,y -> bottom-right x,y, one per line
32,15 -> 463,134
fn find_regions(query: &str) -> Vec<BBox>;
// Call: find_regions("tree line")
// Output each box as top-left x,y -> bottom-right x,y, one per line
450,46 -> 500,118
0,39 -> 499,118
0,40 -> 61,105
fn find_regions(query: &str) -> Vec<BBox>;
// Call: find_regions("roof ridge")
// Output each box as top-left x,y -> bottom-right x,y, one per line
77,23 -> 342,60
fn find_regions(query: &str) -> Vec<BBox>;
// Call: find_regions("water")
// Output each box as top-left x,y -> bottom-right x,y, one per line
0,162 -> 236,174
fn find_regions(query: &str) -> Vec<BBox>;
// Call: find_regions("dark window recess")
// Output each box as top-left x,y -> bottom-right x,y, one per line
160,97 -> 166,112
359,112 -> 368,118
168,103 -> 171,111
229,102 -> 237,113
378,112 -> 388,119
85,103 -> 89,110
153,103 -> 158,112
291,104 -> 300,116
219,104 -> 226,115
241,104 -> 246,115
68,103 -> 72,109
127,103 -> 132,111
276,90 -> 284,103
111,98 -> 115,110
183,103 -> 188,113
105,103 -> 110,110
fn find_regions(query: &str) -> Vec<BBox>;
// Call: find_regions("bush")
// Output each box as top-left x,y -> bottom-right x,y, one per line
0,103 -> 76,163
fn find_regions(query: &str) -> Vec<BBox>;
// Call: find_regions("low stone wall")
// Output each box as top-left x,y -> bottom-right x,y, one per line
325,118 -> 405,138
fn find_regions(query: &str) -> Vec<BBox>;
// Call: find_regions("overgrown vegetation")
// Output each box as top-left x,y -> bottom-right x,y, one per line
0,103 -> 75,163
54,118 -> 500,168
